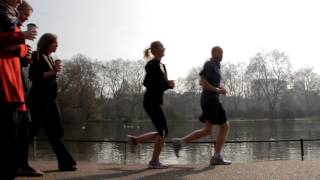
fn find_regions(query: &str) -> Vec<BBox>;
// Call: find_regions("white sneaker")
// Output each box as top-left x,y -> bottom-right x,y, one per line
148,161 -> 169,169
172,138 -> 182,158
127,135 -> 138,153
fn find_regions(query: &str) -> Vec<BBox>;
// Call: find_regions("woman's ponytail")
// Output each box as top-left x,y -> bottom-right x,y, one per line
144,48 -> 150,59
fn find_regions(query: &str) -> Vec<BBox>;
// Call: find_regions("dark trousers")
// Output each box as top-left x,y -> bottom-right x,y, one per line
29,101 -> 76,168
143,100 -> 168,137
14,110 -> 31,169
0,105 -> 18,180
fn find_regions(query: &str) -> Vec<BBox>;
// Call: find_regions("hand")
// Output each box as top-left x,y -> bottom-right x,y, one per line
54,62 -> 62,72
27,45 -> 32,52
43,69 -> 57,79
25,45 -> 33,62
168,80 -> 175,89
220,86 -> 227,94
51,69 -> 58,75
23,29 -> 37,40
217,87 -> 227,96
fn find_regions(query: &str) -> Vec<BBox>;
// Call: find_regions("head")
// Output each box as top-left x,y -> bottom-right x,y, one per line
211,46 -> 223,62
144,41 -> 165,60
37,33 -> 58,54
2,0 -> 23,8
17,0 -> 33,23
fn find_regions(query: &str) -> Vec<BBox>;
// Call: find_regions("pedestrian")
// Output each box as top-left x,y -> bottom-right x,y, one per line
0,0 -> 36,178
172,46 -> 231,166
29,33 -> 77,171
127,41 -> 174,169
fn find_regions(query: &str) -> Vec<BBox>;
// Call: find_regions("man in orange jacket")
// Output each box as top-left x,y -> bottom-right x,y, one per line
14,0 -> 43,176
0,0 -> 36,179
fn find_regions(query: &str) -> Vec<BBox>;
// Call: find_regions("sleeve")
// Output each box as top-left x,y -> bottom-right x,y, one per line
19,44 -> 29,58
20,44 -> 31,67
200,61 -> 213,81
143,62 -> 169,91
0,31 -> 25,45
0,14 -> 16,32
29,57 -> 44,82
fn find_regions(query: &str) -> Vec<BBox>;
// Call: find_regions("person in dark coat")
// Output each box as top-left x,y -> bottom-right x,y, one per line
29,33 -> 77,171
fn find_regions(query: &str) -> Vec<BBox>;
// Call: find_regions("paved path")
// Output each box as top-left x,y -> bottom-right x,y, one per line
16,160 -> 320,180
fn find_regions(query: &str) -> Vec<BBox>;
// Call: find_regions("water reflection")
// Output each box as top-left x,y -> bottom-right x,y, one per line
30,119 -> 320,164
30,141 -> 318,164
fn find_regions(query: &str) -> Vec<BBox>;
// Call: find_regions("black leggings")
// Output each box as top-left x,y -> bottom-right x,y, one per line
143,100 -> 168,137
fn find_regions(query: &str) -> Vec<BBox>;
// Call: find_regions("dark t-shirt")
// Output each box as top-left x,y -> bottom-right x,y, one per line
199,59 -> 221,105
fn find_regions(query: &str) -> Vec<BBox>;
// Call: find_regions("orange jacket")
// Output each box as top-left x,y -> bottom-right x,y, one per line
0,27 -> 27,110
0,31 -> 25,46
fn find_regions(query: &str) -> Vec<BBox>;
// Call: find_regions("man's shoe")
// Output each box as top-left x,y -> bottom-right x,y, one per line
148,161 -> 169,169
210,156 -> 231,166
172,138 -> 182,158
16,166 -> 44,177
59,166 -> 77,171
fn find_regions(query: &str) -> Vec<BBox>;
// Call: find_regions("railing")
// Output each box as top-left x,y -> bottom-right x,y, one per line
32,138 -> 320,161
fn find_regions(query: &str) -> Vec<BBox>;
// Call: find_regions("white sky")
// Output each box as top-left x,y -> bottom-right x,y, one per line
27,0 -> 320,80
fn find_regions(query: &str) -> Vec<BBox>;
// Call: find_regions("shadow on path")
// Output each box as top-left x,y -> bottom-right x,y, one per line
61,167 -> 149,180
61,165 -> 214,180
134,166 -> 214,180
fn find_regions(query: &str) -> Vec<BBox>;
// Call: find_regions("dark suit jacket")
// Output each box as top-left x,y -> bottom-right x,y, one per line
29,51 -> 57,104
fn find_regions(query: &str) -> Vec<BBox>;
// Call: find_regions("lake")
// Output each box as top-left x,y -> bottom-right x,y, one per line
30,119 -> 320,164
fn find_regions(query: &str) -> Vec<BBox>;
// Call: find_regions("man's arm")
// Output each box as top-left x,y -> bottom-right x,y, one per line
199,77 -> 219,92
0,32 -> 25,46
199,77 -> 227,95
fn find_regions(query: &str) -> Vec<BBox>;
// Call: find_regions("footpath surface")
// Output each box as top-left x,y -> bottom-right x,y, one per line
16,160 -> 320,180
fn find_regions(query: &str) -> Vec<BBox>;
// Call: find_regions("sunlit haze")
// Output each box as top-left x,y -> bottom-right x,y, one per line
28,0 -> 320,79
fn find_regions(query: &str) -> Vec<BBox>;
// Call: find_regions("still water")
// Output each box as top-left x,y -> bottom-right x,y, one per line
30,119 -> 320,164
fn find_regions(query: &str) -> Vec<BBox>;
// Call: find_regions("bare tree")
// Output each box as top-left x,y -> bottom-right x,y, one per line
184,67 -> 202,94
221,62 -> 247,115
293,67 -> 320,116
174,77 -> 187,94
57,54 -> 101,124
94,61 -> 111,98
121,60 -> 145,120
103,59 -> 127,98
97,59 -> 145,121
246,50 -> 291,119
183,66 -> 202,119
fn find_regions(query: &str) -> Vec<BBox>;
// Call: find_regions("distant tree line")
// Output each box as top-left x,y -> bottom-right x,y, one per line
50,49 -> 320,125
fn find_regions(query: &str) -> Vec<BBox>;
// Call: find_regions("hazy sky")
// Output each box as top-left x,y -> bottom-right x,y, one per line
27,0 -> 320,80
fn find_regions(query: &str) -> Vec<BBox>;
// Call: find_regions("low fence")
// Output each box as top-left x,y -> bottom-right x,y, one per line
32,138 -> 320,161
